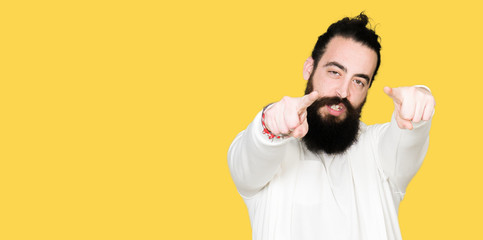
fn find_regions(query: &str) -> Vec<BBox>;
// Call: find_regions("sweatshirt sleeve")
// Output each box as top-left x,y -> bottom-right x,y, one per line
227,110 -> 294,198
376,112 -> 432,197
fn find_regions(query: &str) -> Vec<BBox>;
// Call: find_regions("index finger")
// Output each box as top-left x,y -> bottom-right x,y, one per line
383,86 -> 402,104
298,91 -> 319,113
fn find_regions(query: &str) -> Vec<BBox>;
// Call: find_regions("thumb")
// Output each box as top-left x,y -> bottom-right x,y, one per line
395,115 -> 414,130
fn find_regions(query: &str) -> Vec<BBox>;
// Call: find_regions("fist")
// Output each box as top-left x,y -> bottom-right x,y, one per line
384,86 -> 435,130
264,91 -> 319,138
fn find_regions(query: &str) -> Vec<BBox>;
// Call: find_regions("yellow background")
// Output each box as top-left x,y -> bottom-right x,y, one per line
1,0 -> 481,239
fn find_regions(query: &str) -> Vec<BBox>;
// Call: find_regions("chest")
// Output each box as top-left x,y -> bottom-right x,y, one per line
291,153 -> 354,211
280,143 -> 382,213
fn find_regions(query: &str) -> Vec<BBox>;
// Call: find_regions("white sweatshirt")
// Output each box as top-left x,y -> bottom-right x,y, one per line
228,110 -> 431,240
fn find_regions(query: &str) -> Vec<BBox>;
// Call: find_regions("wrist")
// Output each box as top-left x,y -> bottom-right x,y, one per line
261,104 -> 280,139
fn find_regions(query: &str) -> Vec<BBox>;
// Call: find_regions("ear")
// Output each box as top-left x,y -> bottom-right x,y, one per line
303,57 -> 314,80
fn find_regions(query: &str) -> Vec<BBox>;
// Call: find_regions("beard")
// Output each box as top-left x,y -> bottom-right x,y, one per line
302,77 -> 366,154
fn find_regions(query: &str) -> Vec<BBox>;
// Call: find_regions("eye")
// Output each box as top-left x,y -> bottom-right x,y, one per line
353,79 -> 365,87
328,71 -> 341,77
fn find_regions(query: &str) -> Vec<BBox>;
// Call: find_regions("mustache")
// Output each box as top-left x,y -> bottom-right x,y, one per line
308,96 -> 355,112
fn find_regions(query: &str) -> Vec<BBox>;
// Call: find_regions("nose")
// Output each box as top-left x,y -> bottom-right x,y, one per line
336,79 -> 350,99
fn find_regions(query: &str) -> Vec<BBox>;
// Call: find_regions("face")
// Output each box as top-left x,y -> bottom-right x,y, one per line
303,36 -> 378,121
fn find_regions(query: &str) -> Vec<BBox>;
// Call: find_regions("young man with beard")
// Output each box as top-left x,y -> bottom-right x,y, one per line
228,13 -> 435,240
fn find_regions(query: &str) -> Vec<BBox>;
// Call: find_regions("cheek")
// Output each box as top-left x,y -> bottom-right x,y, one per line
314,78 -> 338,96
348,92 -> 367,107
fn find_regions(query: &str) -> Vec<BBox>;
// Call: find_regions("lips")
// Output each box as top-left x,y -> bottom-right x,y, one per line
310,96 -> 353,119
326,103 -> 346,116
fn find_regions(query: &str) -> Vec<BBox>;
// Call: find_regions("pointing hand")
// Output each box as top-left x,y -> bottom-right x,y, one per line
384,86 -> 435,130
264,91 -> 319,138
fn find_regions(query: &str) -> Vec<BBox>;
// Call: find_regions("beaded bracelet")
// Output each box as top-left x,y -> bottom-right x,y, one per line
261,105 -> 281,139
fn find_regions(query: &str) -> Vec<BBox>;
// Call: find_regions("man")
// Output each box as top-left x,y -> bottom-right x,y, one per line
228,13 -> 435,240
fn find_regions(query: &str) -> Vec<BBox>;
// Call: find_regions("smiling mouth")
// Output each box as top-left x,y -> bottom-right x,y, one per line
329,104 -> 343,111
326,103 -> 346,117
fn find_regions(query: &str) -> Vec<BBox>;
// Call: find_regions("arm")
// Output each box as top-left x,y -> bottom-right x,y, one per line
228,110 -> 290,198
228,92 -> 319,197
378,86 -> 435,195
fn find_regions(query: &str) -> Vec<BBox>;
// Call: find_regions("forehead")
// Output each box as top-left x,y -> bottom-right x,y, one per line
319,36 -> 378,78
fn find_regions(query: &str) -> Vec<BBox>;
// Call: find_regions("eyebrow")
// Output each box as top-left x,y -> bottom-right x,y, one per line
323,61 -> 371,84
323,61 -> 347,73
355,73 -> 371,84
